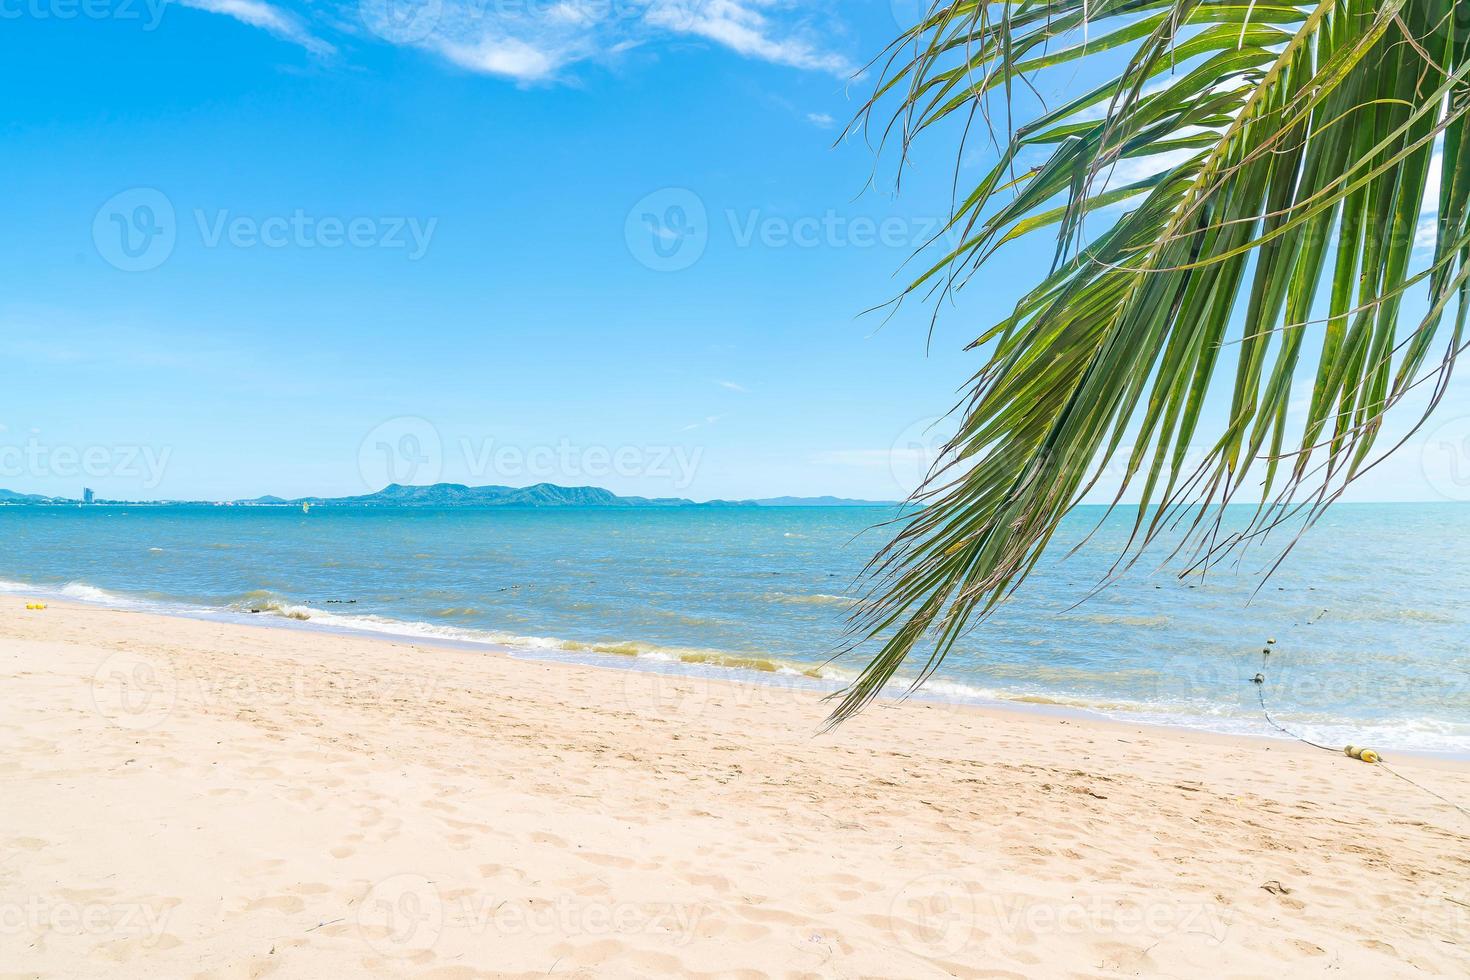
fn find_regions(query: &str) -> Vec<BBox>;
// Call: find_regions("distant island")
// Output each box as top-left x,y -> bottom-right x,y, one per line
0,483 -> 902,509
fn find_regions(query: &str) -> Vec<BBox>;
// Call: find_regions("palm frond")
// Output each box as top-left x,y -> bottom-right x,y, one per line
832,0 -> 1470,723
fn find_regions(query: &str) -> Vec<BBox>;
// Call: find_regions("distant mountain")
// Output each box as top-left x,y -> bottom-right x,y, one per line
0,483 -> 902,508
748,495 -> 901,507
237,484 -> 904,508
264,483 -> 702,508
264,484 -> 902,508
0,489 -> 67,504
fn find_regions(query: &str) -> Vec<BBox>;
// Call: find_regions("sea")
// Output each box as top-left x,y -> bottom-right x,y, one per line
1,503 -> 1466,755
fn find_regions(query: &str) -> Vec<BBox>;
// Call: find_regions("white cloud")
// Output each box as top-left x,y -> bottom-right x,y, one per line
375,0 -> 852,83
644,0 -> 852,77
435,36 -> 561,81
178,0 -> 335,56
681,414 -> 725,431
1099,146 -> 1202,190
716,379 -> 748,392
1414,151 -> 1444,252
806,112 -> 835,128
1415,216 -> 1441,252
1424,154 -> 1442,206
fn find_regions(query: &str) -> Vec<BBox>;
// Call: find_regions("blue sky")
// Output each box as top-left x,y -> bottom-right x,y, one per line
2,0 -> 1466,503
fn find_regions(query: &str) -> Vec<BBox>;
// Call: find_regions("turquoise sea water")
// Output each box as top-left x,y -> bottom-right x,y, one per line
1,503 -> 1466,754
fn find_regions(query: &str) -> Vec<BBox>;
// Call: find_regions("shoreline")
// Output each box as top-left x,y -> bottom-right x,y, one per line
3,599 -> 1467,976
2,575 -> 1466,761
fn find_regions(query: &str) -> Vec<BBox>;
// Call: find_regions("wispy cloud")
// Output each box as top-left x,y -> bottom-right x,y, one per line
366,0 -> 853,83
644,0 -> 853,77
1414,151 -> 1445,253
434,36 -> 561,81
806,112 -> 835,128
178,0 -> 336,56
716,379 -> 748,393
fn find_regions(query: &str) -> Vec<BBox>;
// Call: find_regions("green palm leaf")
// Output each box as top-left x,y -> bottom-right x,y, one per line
832,0 -> 1470,723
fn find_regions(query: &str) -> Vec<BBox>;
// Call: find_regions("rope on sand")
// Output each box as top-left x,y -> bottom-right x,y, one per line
1250,608 -> 1468,822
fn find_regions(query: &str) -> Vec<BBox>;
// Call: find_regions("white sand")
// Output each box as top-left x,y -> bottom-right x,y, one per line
1,600 -> 1466,978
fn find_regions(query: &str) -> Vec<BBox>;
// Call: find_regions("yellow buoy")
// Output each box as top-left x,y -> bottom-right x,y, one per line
25,602 -> 47,611
1345,745 -> 1379,764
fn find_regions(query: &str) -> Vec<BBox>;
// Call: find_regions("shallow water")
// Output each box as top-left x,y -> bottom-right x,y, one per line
1,503 -> 1466,754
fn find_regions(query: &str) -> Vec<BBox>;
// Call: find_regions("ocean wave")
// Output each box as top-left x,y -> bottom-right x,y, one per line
1,573 -> 1465,754
1071,612 -> 1171,628
0,578 -> 154,611
760,592 -> 857,607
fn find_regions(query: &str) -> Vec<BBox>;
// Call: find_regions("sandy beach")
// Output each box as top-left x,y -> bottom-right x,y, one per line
1,600 -> 1466,978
